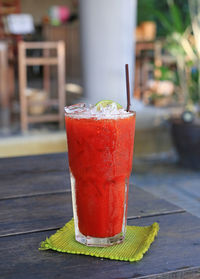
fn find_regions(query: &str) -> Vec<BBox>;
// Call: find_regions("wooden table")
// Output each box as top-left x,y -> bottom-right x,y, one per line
0,153 -> 200,279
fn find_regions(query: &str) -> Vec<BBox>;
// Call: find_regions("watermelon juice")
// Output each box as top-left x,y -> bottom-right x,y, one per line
65,103 -> 136,246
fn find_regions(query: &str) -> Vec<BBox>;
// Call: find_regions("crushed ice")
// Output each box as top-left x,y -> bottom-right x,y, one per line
64,103 -> 133,119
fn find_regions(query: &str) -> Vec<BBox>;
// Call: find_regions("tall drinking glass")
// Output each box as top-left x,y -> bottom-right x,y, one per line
65,104 -> 136,247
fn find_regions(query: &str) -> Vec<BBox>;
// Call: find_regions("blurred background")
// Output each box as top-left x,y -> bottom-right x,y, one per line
0,0 -> 199,216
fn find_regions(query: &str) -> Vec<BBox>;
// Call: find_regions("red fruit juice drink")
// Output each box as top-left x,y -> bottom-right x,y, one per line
65,103 -> 136,246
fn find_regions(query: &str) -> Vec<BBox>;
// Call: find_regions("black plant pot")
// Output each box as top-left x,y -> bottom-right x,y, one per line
171,119 -> 200,169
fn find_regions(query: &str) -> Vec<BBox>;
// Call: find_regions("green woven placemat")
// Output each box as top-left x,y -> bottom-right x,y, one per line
39,219 -> 159,262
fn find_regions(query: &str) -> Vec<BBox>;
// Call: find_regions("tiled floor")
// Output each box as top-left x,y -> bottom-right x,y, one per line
131,156 -> 200,218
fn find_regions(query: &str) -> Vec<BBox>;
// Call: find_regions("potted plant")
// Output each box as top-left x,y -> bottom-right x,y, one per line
157,0 -> 200,168
136,0 -> 157,41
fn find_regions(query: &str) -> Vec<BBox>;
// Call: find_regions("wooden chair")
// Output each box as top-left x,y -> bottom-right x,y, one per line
0,41 -> 15,130
18,41 -> 66,132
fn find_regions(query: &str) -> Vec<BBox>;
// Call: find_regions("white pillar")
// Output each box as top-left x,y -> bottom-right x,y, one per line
79,0 -> 137,107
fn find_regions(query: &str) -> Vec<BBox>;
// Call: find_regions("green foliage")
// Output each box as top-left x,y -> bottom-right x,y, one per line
138,0 -> 200,106
154,0 -> 190,35
165,33 -> 186,57
155,65 -> 175,82
137,0 -> 157,24
168,0 -> 183,33
149,93 -> 165,102
189,68 -> 200,103
137,0 -> 190,36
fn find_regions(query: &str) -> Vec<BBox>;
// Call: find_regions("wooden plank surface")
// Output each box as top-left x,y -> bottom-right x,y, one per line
0,153 -> 181,218
19,41 -> 61,49
0,212 -> 199,279
0,186 -> 183,237
0,153 -> 198,278
0,170 -> 70,199
0,192 -> 72,237
0,153 -> 70,199
0,153 -> 68,175
25,57 -> 59,65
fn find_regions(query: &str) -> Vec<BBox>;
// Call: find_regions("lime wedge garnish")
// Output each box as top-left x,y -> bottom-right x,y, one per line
95,100 -> 123,111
